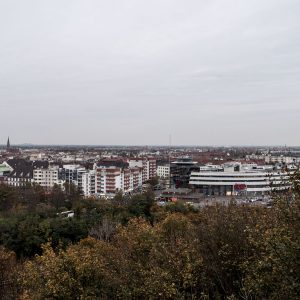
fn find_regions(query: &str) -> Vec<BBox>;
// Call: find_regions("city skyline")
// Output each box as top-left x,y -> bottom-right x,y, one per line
1,137 -> 299,148
1,0 -> 300,145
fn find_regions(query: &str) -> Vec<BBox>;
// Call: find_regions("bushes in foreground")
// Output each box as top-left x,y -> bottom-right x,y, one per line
19,197 -> 300,299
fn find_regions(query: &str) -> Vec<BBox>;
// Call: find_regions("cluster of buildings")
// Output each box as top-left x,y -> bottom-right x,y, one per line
246,153 -> 300,164
0,157 -> 157,197
0,138 -> 161,197
1,137 -> 299,199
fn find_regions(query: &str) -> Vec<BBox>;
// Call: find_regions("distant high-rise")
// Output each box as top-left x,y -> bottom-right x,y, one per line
7,137 -> 10,150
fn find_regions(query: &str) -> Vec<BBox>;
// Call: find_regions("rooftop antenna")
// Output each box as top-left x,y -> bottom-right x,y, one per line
168,134 -> 172,189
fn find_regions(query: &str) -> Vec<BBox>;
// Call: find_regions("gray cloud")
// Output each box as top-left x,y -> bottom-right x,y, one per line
0,0 -> 299,145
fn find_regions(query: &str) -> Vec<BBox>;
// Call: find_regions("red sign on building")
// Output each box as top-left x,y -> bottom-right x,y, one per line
234,183 -> 247,191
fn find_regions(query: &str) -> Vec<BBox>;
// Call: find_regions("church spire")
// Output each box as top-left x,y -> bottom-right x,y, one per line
7,136 -> 10,149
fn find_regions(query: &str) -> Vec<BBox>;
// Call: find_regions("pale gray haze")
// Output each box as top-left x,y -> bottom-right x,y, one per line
1,0 -> 299,145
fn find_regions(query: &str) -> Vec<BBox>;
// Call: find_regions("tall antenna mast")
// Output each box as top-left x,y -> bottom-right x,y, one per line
168,134 -> 172,189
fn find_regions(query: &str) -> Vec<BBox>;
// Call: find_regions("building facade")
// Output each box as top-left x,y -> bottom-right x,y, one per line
128,158 -> 156,182
171,157 -> 199,188
189,163 -> 293,196
5,159 -> 49,187
33,166 -> 62,188
81,170 -> 96,197
95,166 -> 143,196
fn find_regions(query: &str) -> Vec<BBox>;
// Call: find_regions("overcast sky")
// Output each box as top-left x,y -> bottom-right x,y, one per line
1,0 -> 299,146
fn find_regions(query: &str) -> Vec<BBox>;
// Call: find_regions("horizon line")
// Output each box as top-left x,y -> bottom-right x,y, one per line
0,143 -> 300,148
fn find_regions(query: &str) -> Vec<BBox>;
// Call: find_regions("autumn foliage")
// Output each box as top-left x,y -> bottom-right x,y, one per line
0,177 -> 300,299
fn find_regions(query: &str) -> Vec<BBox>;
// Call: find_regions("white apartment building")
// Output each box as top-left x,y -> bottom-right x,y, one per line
33,166 -> 64,188
128,158 -> 156,182
34,165 -> 94,193
29,153 -> 45,161
157,165 -> 170,178
81,170 -> 96,197
122,167 -> 143,193
63,164 -> 86,192
265,155 -> 297,164
95,167 -> 122,196
95,166 -> 143,196
6,177 -> 33,187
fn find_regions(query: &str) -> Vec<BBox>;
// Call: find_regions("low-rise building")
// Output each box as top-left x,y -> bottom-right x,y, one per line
5,159 -> 49,187
265,155 -> 297,165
